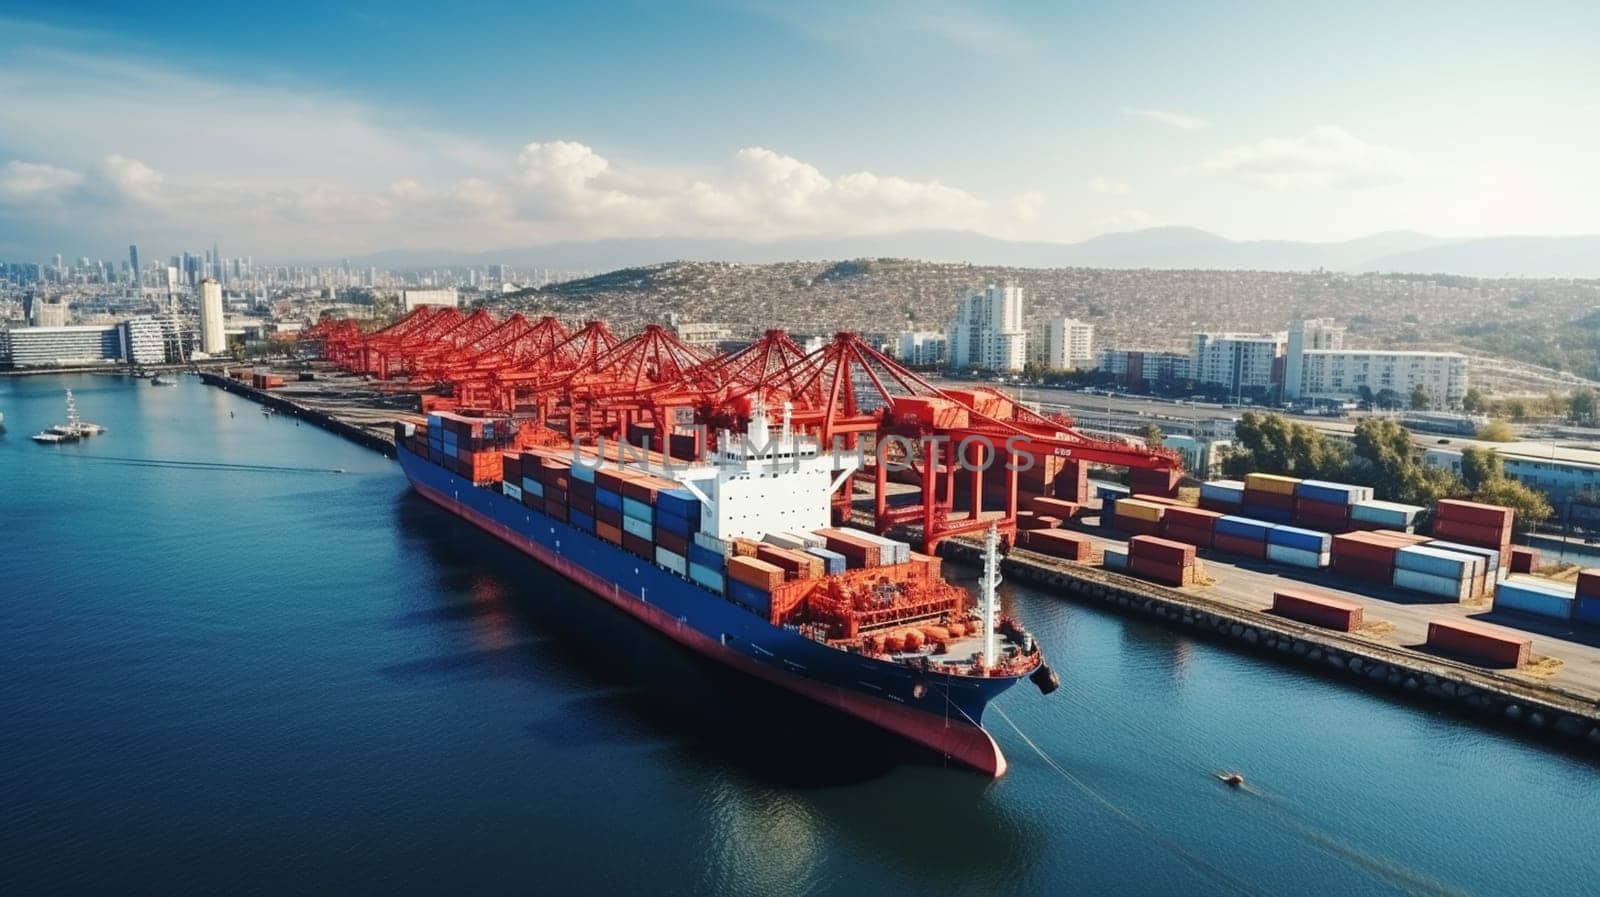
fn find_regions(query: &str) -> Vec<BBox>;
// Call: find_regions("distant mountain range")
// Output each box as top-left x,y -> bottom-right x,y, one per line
335,227 -> 1600,279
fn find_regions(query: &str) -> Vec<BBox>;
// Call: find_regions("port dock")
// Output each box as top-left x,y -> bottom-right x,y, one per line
204,365 -> 1600,758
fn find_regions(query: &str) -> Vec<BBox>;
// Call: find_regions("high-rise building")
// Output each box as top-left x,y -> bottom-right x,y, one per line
128,244 -> 140,289
198,278 -> 226,354
1036,318 -> 1095,371
37,299 -> 70,328
947,283 -> 1028,372
895,331 -> 947,368
1189,331 -> 1286,396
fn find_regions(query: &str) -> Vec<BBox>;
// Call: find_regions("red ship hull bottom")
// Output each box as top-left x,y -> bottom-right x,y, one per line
409,478 -> 1008,777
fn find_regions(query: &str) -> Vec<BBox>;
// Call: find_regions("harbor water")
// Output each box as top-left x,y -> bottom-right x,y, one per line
2,373 -> 1595,897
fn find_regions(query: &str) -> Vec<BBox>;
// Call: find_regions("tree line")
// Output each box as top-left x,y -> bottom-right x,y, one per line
1220,412 -> 1552,530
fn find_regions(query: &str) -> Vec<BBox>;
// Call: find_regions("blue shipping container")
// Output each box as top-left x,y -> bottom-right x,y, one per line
570,462 -> 597,484
1425,540 -> 1500,575
1577,596 -> 1600,626
1103,548 -> 1128,570
622,515 -> 653,540
1216,515 -> 1272,541
688,543 -> 726,571
689,562 -> 725,594
1200,480 -> 1246,502
1267,525 -> 1332,553
806,547 -> 847,576
595,488 -> 622,511
1350,499 -> 1422,528
521,477 -> 544,497
622,497 -> 654,523
570,509 -> 596,533
655,509 -> 693,538
656,487 -> 699,519
1494,578 -> 1575,620
1295,480 -> 1371,505
728,578 -> 771,614
1265,543 -> 1327,569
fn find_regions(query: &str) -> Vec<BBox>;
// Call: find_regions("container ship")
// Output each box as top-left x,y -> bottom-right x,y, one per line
394,399 -> 1056,776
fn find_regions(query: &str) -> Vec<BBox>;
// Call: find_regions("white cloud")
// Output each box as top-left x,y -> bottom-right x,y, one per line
0,161 -> 83,201
1198,126 -> 1417,190
1086,176 -> 1130,195
1122,107 -> 1210,131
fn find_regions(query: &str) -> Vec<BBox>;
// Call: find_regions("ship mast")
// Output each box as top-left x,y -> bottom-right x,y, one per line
980,523 -> 1001,670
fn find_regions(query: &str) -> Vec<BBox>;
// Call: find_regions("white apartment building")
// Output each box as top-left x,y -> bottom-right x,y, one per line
1098,348 -> 1191,385
672,321 -> 733,349
895,331 -> 947,367
1189,331 -> 1285,395
399,288 -> 460,312
199,278 -> 226,355
1034,318 -> 1094,371
947,283 -> 1028,372
1285,318 -> 1469,408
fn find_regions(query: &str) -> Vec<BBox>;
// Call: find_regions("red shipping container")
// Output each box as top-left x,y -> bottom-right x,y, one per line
1165,506 -> 1222,531
1129,535 -> 1196,567
622,531 -> 652,558
1272,589 -> 1363,632
1577,569 -> 1600,599
1128,555 -> 1194,586
1294,498 -> 1351,528
1333,531 -> 1406,565
727,556 -> 785,590
1507,547 -> 1539,575
594,468 -> 633,495
1017,514 -> 1060,531
1426,619 -> 1530,668
569,494 -> 596,516
1212,532 -> 1267,559
596,521 -> 623,545
521,490 -> 544,513
1112,516 -> 1163,537
1199,497 -> 1242,514
622,478 -> 663,503
756,544 -> 823,580
1435,499 -> 1515,529
568,478 -> 597,501
596,506 -> 623,528
1162,523 -> 1214,549
1331,555 -> 1392,583
501,452 -> 522,483
1022,530 -> 1095,561
544,499 -> 568,523
1243,489 -> 1296,511
1030,497 -> 1081,519
1432,517 -> 1511,549
817,529 -> 883,567
1129,466 -> 1182,497
655,529 -> 688,557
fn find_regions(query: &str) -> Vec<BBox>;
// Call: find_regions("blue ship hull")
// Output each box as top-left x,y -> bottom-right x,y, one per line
397,443 -> 1023,775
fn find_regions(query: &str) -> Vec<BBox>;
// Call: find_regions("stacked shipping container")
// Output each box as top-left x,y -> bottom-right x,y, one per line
1126,535 -> 1200,587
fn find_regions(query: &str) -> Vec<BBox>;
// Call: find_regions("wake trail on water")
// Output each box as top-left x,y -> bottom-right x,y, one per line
65,455 -> 349,475
1023,693 -> 1478,897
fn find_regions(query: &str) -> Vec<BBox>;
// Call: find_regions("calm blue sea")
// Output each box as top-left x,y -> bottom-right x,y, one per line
1,373 -> 1594,897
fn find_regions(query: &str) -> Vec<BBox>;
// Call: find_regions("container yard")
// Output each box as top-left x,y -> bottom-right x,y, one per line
197,312 -> 1600,755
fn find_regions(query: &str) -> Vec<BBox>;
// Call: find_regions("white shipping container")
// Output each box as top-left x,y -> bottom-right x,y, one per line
502,482 -> 523,501
761,532 -> 809,551
780,530 -> 827,550
1393,566 -> 1471,601
654,546 -> 688,577
1265,543 -> 1329,569
693,531 -> 731,556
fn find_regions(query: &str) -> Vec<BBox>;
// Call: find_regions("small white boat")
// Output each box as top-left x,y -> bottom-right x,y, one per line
33,390 -> 106,444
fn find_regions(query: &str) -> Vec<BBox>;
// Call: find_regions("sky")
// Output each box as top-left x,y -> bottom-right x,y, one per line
1,0 -> 1597,260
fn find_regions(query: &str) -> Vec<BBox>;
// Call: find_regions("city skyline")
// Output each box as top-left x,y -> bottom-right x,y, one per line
2,2 -> 1598,259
